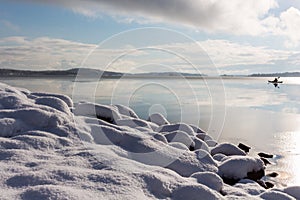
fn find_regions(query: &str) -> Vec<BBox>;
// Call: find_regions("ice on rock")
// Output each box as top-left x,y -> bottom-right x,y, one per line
211,143 -> 246,156
157,123 -> 195,136
218,156 -> 265,181
148,113 -> 169,126
190,172 -> 223,192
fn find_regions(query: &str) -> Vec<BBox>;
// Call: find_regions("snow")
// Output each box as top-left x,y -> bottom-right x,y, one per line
157,123 -> 195,136
191,172 -> 223,192
218,156 -> 265,180
213,153 -> 227,162
164,130 -> 194,148
148,113 -> 169,126
0,82 -> 299,199
283,186 -> 300,199
114,104 -> 139,119
234,181 -> 265,195
172,184 -> 223,200
211,143 -> 246,156
259,190 -> 296,200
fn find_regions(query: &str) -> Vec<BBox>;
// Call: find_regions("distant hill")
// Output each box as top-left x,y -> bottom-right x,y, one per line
0,68 -> 123,78
0,68 -> 205,78
249,72 -> 300,77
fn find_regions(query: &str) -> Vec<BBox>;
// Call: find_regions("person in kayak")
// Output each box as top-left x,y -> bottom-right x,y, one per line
273,77 -> 280,82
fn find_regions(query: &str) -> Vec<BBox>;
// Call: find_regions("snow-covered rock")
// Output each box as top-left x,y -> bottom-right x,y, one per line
259,190 -> 296,200
157,123 -> 195,136
218,156 -> 265,181
0,82 -> 299,200
189,124 -> 205,133
169,142 -> 190,150
211,143 -> 246,156
192,137 -> 210,152
234,181 -> 265,195
206,139 -> 218,147
283,186 -> 300,199
196,132 -> 213,142
31,92 -> 73,107
172,184 -> 223,200
163,130 -> 194,148
74,102 -> 121,123
213,153 -> 227,162
191,172 -> 223,192
114,104 -> 139,119
148,113 -> 169,126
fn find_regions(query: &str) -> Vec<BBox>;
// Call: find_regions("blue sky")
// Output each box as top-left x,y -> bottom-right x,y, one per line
1,0 -> 300,75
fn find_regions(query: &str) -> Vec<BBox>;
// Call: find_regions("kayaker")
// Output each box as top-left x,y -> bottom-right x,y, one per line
273,77 -> 279,82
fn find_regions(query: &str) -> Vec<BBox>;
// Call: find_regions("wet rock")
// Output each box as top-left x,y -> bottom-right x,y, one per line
267,172 -> 279,178
238,143 -> 251,153
260,157 -> 271,165
258,152 -> 273,158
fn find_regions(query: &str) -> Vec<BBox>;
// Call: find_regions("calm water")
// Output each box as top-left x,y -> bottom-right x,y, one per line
1,76 -> 300,187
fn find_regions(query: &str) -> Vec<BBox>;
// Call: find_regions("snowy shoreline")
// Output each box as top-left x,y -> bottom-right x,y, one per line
0,82 -> 299,199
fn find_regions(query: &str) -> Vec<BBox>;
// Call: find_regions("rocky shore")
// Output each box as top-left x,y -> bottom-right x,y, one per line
0,82 -> 299,199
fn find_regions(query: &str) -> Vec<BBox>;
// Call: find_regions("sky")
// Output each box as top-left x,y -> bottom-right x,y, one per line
1,0 -> 300,75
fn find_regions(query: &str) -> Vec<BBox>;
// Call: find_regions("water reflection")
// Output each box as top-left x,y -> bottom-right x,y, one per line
272,130 -> 300,186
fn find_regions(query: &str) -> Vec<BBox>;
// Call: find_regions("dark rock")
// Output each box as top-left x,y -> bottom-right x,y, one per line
247,169 -> 265,181
222,177 -> 239,185
189,145 -> 195,151
257,180 -> 275,189
267,172 -> 279,178
265,181 -> 274,188
221,169 -> 265,186
257,180 -> 267,189
260,157 -> 271,165
238,143 -> 251,153
258,152 -> 273,158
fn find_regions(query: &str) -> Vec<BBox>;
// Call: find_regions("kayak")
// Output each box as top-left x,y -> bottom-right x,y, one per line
268,80 -> 283,84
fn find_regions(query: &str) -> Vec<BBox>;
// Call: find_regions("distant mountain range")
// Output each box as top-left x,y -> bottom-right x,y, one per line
0,68 -> 206,78
0,68 -> 123,78
249,72 -> 300,77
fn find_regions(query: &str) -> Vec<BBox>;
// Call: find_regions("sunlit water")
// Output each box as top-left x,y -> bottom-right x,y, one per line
1,76 -> 300,187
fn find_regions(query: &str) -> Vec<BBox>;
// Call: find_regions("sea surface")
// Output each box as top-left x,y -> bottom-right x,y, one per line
1,76 -> 300,187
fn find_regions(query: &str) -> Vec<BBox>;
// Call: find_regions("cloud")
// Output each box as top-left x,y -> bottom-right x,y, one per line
0,37 -> 96,69
18,0 -> 300,47
1,36 -> 299,75
23,0 -> 277,35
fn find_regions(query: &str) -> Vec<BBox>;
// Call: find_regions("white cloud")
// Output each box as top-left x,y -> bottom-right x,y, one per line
19,0 -> 300,47
1,36 -> 298,75
0,37 -> 96,69
23,0 -> 277,35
